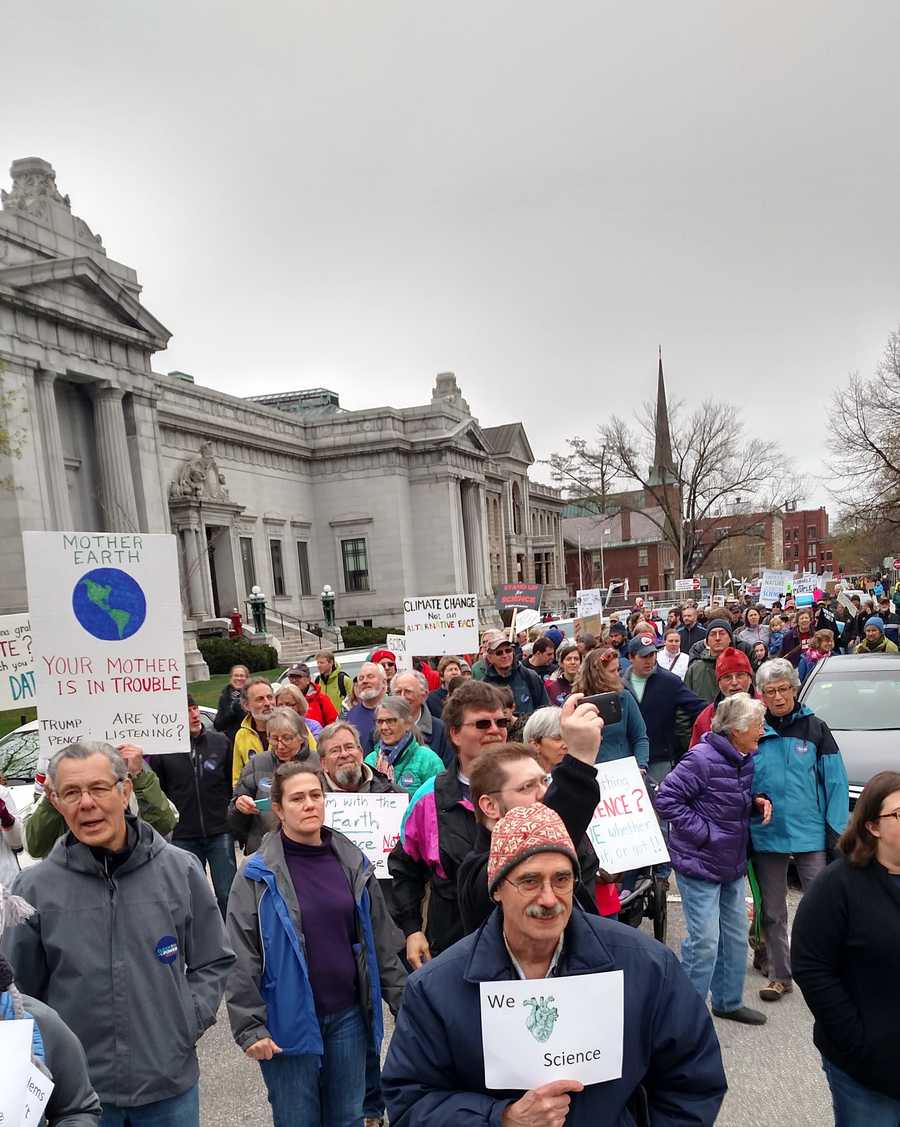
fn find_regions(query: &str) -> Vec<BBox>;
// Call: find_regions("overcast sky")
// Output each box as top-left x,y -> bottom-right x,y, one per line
7,2 -> 899,512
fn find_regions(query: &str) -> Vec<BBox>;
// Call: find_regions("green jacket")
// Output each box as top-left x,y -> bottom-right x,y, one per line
364,738 -> 444,795
470,658 -> 488,681
24,767 -> 178,859
315,665 -> 352,712
854,636 -> 899,654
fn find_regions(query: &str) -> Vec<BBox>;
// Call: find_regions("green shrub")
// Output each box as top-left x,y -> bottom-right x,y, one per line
340,625 -> 404,648
198,637 -> 279,674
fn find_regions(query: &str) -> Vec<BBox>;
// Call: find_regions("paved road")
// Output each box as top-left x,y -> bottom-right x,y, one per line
198,890 -> 831,1126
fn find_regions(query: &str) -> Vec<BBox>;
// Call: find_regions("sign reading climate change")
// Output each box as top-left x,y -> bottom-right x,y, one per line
23,532 -> 190,761
403,593 -> 479,656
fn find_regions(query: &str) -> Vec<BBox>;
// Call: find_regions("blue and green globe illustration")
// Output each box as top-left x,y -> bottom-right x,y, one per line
72,569 -> 147,641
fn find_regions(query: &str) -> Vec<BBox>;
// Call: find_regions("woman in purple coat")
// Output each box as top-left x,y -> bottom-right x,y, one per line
656,693 -> 773,1027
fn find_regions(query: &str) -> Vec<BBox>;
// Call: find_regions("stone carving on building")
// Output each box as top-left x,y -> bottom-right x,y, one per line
169,441 -> 230,501
1,157 -> 104,248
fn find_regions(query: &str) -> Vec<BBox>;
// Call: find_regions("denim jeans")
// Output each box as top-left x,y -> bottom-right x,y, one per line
676,871 -> 748,1012
823,1057 -> 900,1127
176,833 -> 237,919
100,1084 -> 199,1127
364,1038 -> 384,1119
259,1006 -> 367,1127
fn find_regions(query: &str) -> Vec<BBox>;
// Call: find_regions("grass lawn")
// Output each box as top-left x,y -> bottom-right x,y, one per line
0,667 -> 284,739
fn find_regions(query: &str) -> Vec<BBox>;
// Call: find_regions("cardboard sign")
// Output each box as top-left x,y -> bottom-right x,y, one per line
576,589 -> 604,618
495,583 -> 544,611
0,612 -> 35,709
23,532 -> 190,761
385,634 -> 413,673
586,758 -> 670,872
403,594 -> 479,656
325,791 -> 409,878
480,970 -> 624,1089
0,1018 -> 34,1127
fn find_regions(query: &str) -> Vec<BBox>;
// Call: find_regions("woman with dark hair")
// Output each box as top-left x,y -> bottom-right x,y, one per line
545,639 -> 582,706
574,648 -> 649,767
792,771 -> 900,1124
226,760 -> 406,1127
779,608 -> 815,666
736,606 -> 769,649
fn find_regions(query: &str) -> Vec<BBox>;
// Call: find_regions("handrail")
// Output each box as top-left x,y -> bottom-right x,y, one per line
243,600 -> 341,649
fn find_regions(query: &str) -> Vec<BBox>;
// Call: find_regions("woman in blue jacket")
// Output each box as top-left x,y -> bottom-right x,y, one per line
225,761 -> 407,1127
575,647 -> 650,767
751,658 -> 848,1005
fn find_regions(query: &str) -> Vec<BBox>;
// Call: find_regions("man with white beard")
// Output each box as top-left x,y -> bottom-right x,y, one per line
318,721 -> 400,795
231,676 -> 278,785
342,661 -> 388,755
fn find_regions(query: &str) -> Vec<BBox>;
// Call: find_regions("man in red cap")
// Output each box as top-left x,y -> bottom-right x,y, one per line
383,804 -> 726,1126
370,648 -> 398,689
690,648 -> 756,745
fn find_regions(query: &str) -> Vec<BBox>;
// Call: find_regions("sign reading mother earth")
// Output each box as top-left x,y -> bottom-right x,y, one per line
23,532 -> 190,761
403,593 -> 479,656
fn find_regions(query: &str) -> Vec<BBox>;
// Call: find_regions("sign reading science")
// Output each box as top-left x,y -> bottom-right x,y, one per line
403,593 -> 479,656
23,532 -> 190,761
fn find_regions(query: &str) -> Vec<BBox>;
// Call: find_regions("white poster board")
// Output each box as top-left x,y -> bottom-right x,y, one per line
793,574 -> 821,596
758,569 -> 793,607
385,634 -> 413,673
23,532 -> 190,761
325,791 -> 409,878
0,612 -> 35,710
586,758 -> 669,872
403,594 -> 479,656
675,578 -> 702,592
0,1017 -> 34,1127
576,588 -> 604,618
480,971 -> 624,1089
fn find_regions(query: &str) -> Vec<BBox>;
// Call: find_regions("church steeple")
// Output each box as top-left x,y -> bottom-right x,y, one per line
649,346 -> 675,485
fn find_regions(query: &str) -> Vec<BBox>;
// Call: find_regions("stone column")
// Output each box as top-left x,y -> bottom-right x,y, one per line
34,369 -> 73,528
461,482 -> 485,595
93,385 -> 140,531
181,525 -> 209,618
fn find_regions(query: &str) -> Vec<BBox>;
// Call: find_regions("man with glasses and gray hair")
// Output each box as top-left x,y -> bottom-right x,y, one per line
2,740 -> 234,1127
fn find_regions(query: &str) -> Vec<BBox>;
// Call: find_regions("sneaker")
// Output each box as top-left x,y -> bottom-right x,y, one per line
712,1006 -> 767,1025
759,980 -> 793,1002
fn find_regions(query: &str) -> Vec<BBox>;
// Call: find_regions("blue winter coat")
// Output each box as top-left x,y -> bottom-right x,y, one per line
623,666 -> 706,765
750,705 -> 849,855
595,690 -> 650,768
655,732 -> 757,884
483,661 -> 549,718
382,908 -> 726,1127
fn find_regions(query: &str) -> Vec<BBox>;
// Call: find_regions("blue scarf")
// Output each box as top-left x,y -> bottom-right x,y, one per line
380,731 -> 415,766
0,991 -> 46,1063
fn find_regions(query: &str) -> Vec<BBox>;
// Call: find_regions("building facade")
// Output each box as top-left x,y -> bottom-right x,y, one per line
781,505 -> 835,574
0,158 -> 565,676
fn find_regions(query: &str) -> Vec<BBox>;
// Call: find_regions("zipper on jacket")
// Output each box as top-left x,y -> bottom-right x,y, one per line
191,741 -> 208,839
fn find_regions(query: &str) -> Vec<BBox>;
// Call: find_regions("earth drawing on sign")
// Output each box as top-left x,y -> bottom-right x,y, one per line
72,568 -> 147,641
523,995 -> 559,1043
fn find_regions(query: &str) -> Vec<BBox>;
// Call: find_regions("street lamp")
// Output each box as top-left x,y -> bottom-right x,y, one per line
320,584 -> 335,628
248,585 -> 267,633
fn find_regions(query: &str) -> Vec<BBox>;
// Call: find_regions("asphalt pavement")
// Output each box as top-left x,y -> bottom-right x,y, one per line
198,889 -> 832,1126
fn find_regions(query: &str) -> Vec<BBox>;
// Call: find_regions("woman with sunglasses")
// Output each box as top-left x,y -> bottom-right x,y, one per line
792,771 -> 900,1125
574,648 -> 650,768
363,696 -> 444,795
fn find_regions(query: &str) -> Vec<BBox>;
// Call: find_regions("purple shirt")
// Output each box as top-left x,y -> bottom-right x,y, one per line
281,831 -> 358,1015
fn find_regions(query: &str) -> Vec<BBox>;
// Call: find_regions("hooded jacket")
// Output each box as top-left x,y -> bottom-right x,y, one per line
483,660 -> 549,717
2,818 -> 234,1108
316,664 -> 352,712
690,687 -> 759,746
225,828 -> 406,1056
750,705 -> 848,855
231,714 -> 267,786
684,642 -> 723,703
655,732 -> 758,884
151,728 -> 232,841
382,909 -> 726,1127
623,665 -> 706,765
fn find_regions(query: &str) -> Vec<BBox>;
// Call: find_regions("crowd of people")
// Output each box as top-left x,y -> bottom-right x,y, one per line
0,585 -> 897,1126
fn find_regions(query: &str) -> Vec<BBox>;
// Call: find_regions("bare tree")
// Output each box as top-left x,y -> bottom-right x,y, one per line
828,326 -> 900,530
548,398 -> 800,577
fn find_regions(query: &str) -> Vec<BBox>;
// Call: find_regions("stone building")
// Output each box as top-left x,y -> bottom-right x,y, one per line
0,158 -> 565,676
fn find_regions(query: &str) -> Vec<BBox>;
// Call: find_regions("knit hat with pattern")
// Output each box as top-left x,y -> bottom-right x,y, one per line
488,804 -> 579,894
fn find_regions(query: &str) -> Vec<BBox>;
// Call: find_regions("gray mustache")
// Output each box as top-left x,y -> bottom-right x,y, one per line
525,902 -> 565,920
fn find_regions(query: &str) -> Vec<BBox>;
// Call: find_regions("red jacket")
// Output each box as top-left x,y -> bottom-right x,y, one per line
305,684 -> 338,727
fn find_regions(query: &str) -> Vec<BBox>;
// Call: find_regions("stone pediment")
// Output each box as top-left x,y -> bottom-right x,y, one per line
482,422 -> 535,466
0,255 -> 170,348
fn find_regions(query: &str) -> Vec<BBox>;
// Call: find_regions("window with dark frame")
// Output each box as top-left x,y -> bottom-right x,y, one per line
296,541 -> 312,596
269,539 -> 286,597
341,537 -> 370,592
239,537 -> 256,596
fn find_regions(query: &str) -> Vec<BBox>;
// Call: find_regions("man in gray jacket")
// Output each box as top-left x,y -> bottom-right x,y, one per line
2,741 -> 234,1126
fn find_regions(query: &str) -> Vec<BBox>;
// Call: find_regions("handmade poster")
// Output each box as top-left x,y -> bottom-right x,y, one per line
23,532 -> 189,761
0,1017 -> 34,1127
494,583 -> 544,612
385,634 -> 413,673
758,569 -> 793,607
403,593 -> 479,656
586,758 -> 670,872
576,588 -> 604,618
325,791 -> 409,878
22,1063 -> 54,1124
511,608 -> 542,634
0,612 -> 35,709
480,970 -> 624,1089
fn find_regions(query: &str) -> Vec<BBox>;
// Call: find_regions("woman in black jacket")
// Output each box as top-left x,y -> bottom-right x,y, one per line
791,770 -> 900,1125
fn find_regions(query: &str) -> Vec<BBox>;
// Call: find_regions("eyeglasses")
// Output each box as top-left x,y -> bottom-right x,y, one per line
876,809 -> 900,822
491,646 -> 514,656
488,773 -> 553,797
55,782 -> 121,807
376,716 -> 403,726
761,686 -> 793,699
461,717 -> 511,731
504,872 -> 575,894
269,733 -> 300,746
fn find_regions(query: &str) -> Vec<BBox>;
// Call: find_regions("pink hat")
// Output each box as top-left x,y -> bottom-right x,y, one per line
487,805 -> 579,893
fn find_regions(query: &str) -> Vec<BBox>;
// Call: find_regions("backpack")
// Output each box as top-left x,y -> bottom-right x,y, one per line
318,669 -> 350,698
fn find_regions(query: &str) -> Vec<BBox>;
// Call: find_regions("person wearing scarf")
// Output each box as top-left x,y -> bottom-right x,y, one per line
854,616 -> 899,655
364,696 -> 444,795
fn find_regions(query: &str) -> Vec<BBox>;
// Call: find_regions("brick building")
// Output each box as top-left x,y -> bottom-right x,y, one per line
781,505 -> 837,574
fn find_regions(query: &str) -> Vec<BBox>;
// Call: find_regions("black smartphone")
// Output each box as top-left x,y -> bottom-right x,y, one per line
580,692 -> 622,726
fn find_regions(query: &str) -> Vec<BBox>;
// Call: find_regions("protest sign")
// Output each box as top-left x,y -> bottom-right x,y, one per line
758,569 -> 793,607
586,758 -> 669,872
511,608 -> 542,634
403,593 -> 479,656
480,970 -> 624,1089
793,574 -> 821,597
494,583 -> 543,612
22,1063 -> 54,1125
0,612 -> 35,710
23,532 -> 189,761
324,791 -> 409,878
0,1017 -> 34,1127
675,577 -> 702,592
385,633 -> 413,673
576,588 -> 604,618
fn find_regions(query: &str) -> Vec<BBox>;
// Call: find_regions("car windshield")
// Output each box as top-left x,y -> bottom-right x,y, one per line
804,670 -> 900,732
0,730 -> 39,783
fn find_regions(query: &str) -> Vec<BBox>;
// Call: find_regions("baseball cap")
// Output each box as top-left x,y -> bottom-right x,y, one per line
287,663 -> 310,677
627,633 -> 658,657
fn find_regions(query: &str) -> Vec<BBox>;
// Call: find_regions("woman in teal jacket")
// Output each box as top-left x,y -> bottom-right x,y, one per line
364,696 -> 444,795
750,658 -> 848,1004
575,647 -> 650,768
